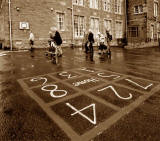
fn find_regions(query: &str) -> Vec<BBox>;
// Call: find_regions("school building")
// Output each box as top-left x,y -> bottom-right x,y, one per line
126,0 -> 160,48
0,0 -> 159,50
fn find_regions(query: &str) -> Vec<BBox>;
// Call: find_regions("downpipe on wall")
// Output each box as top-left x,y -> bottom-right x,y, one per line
8,0 -> 12,51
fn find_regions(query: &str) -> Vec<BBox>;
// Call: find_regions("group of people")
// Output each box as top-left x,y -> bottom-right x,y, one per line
29,27 -> 63,57
83,29 -> 112,55
29,28 -> 112,59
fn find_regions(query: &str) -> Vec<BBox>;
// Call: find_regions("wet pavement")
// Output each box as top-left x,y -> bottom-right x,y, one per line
0,47 -> 160,141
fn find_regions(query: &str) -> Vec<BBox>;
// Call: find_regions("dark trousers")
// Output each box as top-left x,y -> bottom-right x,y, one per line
85,42 -> 89,53
89,42 -> 93,53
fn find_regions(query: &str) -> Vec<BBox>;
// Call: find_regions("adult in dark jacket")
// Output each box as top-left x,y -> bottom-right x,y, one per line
88,29 -> 94,53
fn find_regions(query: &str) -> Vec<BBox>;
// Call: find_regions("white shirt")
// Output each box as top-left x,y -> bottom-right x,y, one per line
29,33 -> 34,41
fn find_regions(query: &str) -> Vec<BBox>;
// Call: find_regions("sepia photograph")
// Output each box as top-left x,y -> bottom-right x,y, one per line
0,0 -> 160,141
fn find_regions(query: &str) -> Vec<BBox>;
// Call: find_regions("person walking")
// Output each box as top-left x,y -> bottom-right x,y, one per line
88,29 -> 94,53
53,30 -> 63,56
29,30 -> 35,57
98,32 -> 106,54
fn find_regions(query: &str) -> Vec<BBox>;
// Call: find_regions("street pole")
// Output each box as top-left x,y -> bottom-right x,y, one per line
8,0 -> 12,51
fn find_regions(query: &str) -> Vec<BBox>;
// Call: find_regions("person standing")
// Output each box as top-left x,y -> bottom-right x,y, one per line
158,36 -> 160,48
29,30 -> 35,50
105,30 -> 112,55
83,31 -> 89,54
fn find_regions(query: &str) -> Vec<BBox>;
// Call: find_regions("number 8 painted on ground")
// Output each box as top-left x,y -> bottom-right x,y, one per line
41,84 -> 68,98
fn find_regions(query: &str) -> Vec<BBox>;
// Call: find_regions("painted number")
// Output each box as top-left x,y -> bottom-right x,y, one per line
97,73 -> 120,80
98,85 -> 132,100
59,71 -> 77,79
30,77 -> 48,86
41,84 -> 67,98
66,103 -> 97,125
80,67 -> 95,73
0,53 -> 7,57
125,79 -> 153,90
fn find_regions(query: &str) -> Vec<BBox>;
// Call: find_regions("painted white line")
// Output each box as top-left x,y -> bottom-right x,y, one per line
98,85 -> 133,100
59,71 -> 77,79
41,84 -> 68,98
97,73 -> 120,80
30,77 -> 48,86
66,103 -> 97,125
125,78 -> 153,90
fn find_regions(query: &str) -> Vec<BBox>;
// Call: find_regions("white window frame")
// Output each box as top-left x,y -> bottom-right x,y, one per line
90,0 -> 98,9
73,0 -> 84,6
134,5 -> 143,14
56,12 -> 65,31
90,17 -> 99,38
154,1 -> 158,17
115,20 -> 123,38
115,0 -> 122,14
104,0 -> 111,12
74,15 -> 85,38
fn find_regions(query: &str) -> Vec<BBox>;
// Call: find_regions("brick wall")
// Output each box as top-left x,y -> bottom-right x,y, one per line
2,0 -> 126,49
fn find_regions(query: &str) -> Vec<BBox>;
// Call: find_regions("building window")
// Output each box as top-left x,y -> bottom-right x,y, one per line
74,15 -> 85,38
104,0 -> 111,12
134,5 -> 143,14
115,21 -> 123,38
90,17 -> 99,37
90,0 -> 98,9
115,0 -> 122,14
154,1 -> 158,17
57,12 -> 65,31
104,19 -> 112,34
128,27 -> 139,37
151,25 -> 154,39
73,0 -> 83,6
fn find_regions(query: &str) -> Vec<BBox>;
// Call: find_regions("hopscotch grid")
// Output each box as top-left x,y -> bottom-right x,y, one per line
17,67 -> 160,141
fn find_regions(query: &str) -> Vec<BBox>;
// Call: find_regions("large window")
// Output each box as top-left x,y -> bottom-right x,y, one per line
90,0 -> 98,9
90,17 -> 99,37
57,12 -> 65,31
104,0 -> 111,12
74,15 -> 85,38
115,0 -> 122,14
73,0 -> 83,6
115,21 -> 123,38
128,27 -> 139,37
104,19 -> 112,34
134,5 -> 143,14
154,1 -> 158,17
